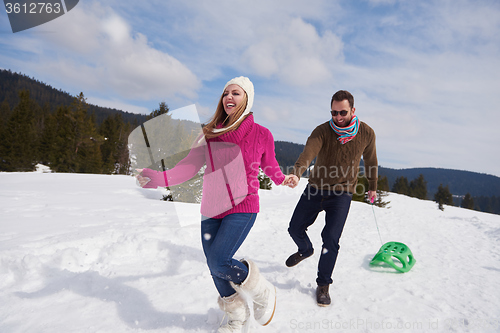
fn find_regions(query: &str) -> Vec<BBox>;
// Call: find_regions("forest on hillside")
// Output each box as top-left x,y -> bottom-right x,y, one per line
1,69 -> 498,214
0,89 -> 134,174
0,69 -> 146,125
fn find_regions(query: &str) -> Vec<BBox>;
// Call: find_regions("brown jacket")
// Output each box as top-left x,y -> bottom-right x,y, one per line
292,120 -> 378,194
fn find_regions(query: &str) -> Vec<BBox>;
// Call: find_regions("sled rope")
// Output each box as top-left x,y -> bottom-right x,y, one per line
371,203 -> 384,246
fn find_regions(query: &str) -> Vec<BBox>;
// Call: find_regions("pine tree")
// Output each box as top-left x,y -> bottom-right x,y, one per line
409,174 -> 427,200
0,101 -> 11,167
45,105 -> 78,172
71,93 -> 103,173
374,176 -> 391,208
99,114 -> 121,173
31,102 -> 50,165
0,90 -> 40,171
0,100 -> 11,132
353,175 -> 369,202
41,97 -> 101,173
99,113 -> 131,174
117,121 -> 132,174
146,102 -> 169,120
258,168 -> 273,190
39,109 -> 56,166
392,176 -> 410,195
461,193 -> 474,210
77,112 -> 103,174
434,184 -> 454,210
378,176 -> 390,192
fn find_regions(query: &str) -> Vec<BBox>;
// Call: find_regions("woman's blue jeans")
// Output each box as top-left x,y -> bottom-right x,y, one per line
201,213 -> 256,297
288,185 -> 352,286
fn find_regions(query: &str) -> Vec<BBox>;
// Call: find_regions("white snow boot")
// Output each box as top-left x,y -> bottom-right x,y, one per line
217,293 -> 250,333
231,259 -> 276,326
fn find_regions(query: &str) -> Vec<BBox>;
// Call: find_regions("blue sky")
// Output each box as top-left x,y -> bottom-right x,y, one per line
1,0 -> 500,176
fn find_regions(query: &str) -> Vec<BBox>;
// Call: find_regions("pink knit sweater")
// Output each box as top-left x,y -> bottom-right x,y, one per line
141,115 -> 285,218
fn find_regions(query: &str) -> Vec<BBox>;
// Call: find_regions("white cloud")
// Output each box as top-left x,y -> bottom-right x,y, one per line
101,15 -> 130,44
431,0 -> 500,51
2,0 -> 500,176
366,0 -> 399,5
28,2 -> 201,101
242,18 -> 343,86
131,0 -> 343,86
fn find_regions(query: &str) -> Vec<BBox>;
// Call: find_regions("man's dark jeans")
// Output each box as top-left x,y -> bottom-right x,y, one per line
288,185 -> 352,286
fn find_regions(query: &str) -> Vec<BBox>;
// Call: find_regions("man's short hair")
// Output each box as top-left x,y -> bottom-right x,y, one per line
331,90 -> 354,109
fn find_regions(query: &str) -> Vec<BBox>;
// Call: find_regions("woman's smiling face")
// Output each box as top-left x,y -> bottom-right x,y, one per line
223,84 -> 245,115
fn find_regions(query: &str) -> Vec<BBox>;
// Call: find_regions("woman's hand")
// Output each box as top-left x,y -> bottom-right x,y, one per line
282,174 -> 299,188
135,169 -> 152,188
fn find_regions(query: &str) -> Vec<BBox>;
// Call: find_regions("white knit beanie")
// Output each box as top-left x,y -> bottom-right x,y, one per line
212,76 -> 254,133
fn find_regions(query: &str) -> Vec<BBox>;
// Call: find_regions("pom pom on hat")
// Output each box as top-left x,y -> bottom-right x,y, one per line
212,76 -> 254,133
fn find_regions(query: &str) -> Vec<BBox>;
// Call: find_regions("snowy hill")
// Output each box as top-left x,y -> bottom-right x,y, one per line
1,172 -> 500,333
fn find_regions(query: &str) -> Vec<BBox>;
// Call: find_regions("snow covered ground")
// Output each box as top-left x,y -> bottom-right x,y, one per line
1,171 -> 500,333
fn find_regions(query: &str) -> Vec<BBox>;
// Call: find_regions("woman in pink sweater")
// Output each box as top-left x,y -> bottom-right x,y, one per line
137,77 -> 297,332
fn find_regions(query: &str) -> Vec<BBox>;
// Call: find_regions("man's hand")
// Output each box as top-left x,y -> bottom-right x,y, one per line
368,190 -> 377,203
282,174 -> 299,188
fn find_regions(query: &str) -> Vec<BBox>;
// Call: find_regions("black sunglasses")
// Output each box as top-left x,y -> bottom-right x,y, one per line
331,110 -> 349,116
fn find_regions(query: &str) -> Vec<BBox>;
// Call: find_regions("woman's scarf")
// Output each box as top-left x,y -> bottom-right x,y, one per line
329,115 -> 359,144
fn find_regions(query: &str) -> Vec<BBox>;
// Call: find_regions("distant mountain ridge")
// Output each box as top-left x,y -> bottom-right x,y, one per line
377,166 -> 500,197
2,69 -> 499,198
0,69 -> 147,125
275,141 -> 500,198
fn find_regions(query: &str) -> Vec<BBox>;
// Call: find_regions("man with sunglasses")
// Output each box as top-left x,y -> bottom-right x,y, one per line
285,90 -> 378,307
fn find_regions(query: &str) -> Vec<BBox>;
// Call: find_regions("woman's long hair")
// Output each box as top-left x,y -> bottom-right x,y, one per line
202,92 -> 250,140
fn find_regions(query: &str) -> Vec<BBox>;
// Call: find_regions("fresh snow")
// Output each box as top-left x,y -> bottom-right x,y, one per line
1,172 -> 500,333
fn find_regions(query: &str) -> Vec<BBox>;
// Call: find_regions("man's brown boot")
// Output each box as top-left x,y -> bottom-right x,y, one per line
316,285 -> 331,307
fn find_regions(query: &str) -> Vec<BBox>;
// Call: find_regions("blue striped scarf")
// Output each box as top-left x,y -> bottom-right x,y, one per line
329,115 -> 359,144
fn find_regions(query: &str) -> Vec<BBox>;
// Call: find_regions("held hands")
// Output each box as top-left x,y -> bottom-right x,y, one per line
137,168 -> 299,189
282,174 -> 299,188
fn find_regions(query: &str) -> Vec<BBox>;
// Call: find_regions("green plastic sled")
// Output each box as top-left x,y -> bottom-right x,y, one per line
370,241 -> 416,273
